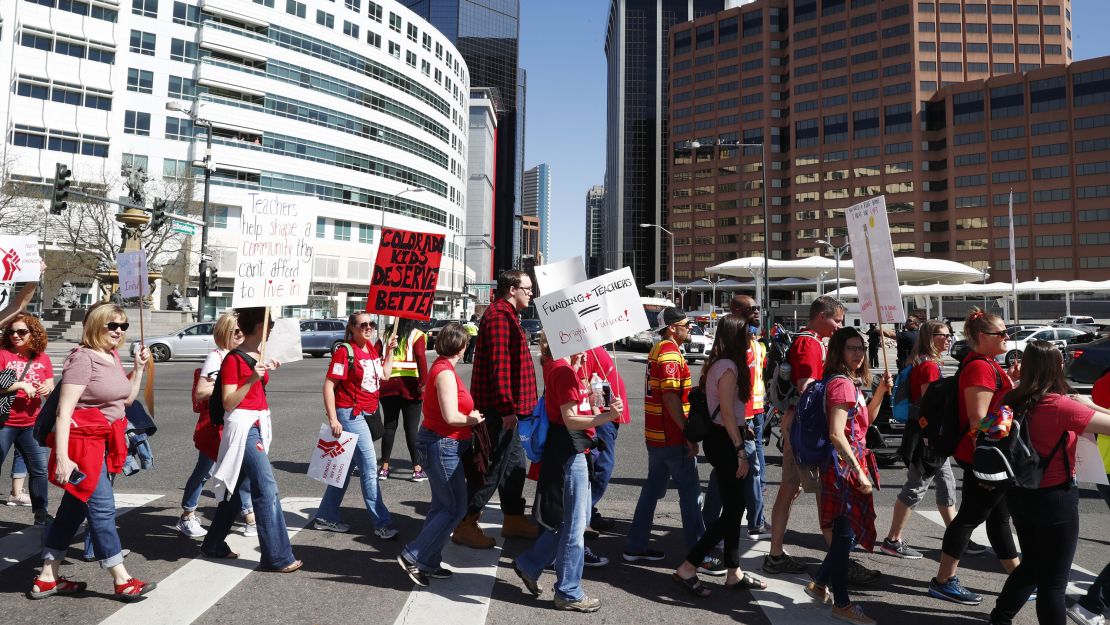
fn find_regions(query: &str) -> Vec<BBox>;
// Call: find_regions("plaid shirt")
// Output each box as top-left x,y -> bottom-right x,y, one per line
471,297 -> 538,416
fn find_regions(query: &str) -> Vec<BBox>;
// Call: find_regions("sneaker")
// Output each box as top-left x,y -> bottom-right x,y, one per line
375,526 -> 399,540
411,470 -> 428,482
804,581 -> 833,605
622,549 -> 666,562
1068,603 -> 1107,625
928,576 -> 983,606
176,515 -> 208,538
847,559 -> 881,586
554,594 -> 601,613
33,511 -> 53,527
880,538 -> 923,559
377,467 -> 390,480
241,522 -> 258,537
397,553 -> 428,587
7,492 -> 31,507
428,567 -> 453,579
697,555 -> 728,577
965,540 -> 989,556
512,561 -> 543,597
583,547 -> 609,568
313,518 -> 350,533
748,525 -> 772,540
831,603 -> 876,625
590,514 -> 616,532
763,552 -> 808,574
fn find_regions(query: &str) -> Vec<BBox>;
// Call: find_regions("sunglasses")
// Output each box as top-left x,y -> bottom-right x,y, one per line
982,330 -> 1008,337
933,333 -> 952,338
8,328 -> 30,337
357,322 -> 375,330
105,322 -> 130,332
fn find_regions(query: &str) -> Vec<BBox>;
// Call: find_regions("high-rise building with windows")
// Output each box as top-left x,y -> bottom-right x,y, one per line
586,185 -> 607,277
521,163 -> 550,262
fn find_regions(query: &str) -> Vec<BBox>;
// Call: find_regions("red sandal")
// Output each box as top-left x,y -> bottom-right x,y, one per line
29,576 -> 87,600
113,578 -> 157,601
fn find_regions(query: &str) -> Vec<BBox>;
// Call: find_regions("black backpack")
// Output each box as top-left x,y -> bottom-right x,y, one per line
683,384 -> 720,443
972,400 -> 1069,489
208,349 -> 258,427
917,354 -> 1001,458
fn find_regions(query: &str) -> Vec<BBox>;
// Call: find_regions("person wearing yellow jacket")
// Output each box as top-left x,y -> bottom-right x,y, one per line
379,318 -> 429,482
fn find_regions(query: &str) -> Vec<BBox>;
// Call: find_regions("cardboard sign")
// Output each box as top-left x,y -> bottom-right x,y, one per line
263,318 -> 303,364
116,250 -> 149,298
307,423 -> 359,488
844,196 -> 906,324
367,227 -> 444,320
0,236 -> 43,282
231,192 -> 316,308
534,256 -> 588,293
533,268 -> 649,360
1075,434 -> 1109,486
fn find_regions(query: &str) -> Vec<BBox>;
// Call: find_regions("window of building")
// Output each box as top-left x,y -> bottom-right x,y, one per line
990,84 -> 1024,119
1074,69 -> 1110,107
316,10 -> 334,28
345,0 -> 360,10
359,224 -> 374,244
164,117 -> 194,140
334,220 -> 352,241
167,75 -> 196,99
170,38 -> 198,62
367,31 -> 381,48
389,12 -> 401,32
343,19 -> 359,38
127,68 -> 154,94
130,30 -> 155,55
124,111 -> 150,136
173,1 -> 201,25
132,0 -> 157,18
389,41 -> 400,58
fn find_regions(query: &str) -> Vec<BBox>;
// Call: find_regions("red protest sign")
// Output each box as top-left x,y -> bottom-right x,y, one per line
366,227 -> 445,320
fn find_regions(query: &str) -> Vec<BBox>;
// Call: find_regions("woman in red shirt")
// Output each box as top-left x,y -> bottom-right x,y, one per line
398,323 -> 483,586
988,341 -> 1110,625
0,313 -> 54,525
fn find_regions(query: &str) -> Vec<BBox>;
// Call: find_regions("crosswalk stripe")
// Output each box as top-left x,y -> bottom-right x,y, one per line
739,542 -> 838,625
392,508 -> 505,625
0,493 -> 163,575
97,496 -> 319,625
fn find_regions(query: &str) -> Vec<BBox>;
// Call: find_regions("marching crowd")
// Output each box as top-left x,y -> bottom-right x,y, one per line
1,273 -> 1110,625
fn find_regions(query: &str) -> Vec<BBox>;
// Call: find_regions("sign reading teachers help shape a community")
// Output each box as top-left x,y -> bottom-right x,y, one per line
845,195 -> 906,325
534,267 -> 649,360
232,193 -> 316,308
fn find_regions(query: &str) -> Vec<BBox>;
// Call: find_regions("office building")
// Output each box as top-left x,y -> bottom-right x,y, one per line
586,185 -> 606,277
465,87 -> 498,289
521,163 -> 550,262
521,214 -> 541,265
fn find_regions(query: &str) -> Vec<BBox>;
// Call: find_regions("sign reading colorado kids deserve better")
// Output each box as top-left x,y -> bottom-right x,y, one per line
232,192 -> 316,308
534,267 -> 649,360
367,227 -> 444,320
845,195 -> 906,324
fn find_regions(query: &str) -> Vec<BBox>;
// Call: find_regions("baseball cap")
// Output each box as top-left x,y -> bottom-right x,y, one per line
656,308 -> 690,333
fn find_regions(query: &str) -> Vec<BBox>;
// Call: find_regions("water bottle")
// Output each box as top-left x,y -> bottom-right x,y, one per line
589,372 -> 605,409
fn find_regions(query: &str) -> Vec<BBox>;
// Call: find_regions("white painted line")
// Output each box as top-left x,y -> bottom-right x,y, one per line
98,496 -> 319,625
393,508 -> 505,625
738,541 -> 838,625
0,493 -> 163,575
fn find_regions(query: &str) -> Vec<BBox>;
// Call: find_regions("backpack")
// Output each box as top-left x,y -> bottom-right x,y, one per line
890,363 -> 916,424
917,355 -> 1002,458
766,330 -> 819,415
790,374 -> 854,468
683,384 -> 720,443
972,401 -> 1069,489
208,349 -> 258,427
518,395 -> 550,464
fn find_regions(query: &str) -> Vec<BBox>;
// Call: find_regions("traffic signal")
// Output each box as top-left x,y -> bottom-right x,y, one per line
50,163 -> 72,214
149,198 -> 167,232
204,265 -> 218,292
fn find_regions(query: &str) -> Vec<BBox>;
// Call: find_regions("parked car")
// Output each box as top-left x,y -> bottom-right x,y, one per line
950,324 -> 1044,363
520,318 -> 542,344
621,328 -> 656,352
301,319 -> 347,357
424,318 -> 455,349
140,322 -> 216,362
1002,326 -> 1084,366
1053,315 -> 1096,327
683,323 -> 712,362
1066,337 -> 1110,384
692,307 -> 726,325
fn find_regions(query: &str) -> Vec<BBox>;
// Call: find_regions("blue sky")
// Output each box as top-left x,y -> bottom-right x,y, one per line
519,0 -> 1110,267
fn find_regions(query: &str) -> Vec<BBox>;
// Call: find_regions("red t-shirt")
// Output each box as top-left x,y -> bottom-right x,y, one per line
582,347 -> 629,424
790,331 -> 825,388
825,376 -> 870,445
421,357 -> 474,440
544,358 -> 595,443
220,351 -> 268,411
326,342 -> 384,414
909,359 -> 942,403
1025,393 -> 1094,488
955,353 -> 1013,464
0,349 -> 53,428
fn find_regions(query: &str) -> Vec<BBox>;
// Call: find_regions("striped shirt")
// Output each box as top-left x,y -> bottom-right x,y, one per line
643,339 -> 690,447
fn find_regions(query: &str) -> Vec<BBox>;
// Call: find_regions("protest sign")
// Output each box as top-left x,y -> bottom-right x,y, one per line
0,236 -> 43,282
264,318 -> 303,364
534,257 -> 587,294
231,192 -> 316,308
307,423 -> 359,488
367,227 -> 444,320
1075,434 -> 1109,486
844,196 -> 906,325
116,251 -> 150,299
533,268 -> 649,360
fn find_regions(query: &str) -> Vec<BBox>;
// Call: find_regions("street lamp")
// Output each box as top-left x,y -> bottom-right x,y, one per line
817,237 -> 851,294
981,265 -> 991,309
381,186 -> 426,233
167,100 -> 213,321
451,232 -> 490,316
640,223 -> 675,303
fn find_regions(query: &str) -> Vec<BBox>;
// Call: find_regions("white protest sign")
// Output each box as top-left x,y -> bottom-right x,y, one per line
534,256 -> 588,293
263,318 -> 303,364
232,192 -> 316,307
534,268 -> 649,360
844,195 -> 906,324
307,423 -> 359,488
0,236 -> 43,282
116,251 -> 150,298
1075,434 -> 1109,486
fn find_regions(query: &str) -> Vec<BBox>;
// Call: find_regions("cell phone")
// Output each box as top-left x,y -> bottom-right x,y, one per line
68,468 -> 86,485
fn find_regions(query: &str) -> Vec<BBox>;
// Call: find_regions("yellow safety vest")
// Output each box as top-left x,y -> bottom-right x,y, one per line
390,329 -> 425,378
749,337 -> 766,412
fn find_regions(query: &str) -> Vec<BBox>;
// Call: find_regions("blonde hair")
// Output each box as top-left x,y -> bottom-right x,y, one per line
538,331 -> 552,360
81,303 -> 127,351
213,311 -> 240,351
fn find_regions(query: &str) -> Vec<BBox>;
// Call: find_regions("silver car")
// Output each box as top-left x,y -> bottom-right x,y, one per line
142,322 -> 216,362
301,319 -> 347,357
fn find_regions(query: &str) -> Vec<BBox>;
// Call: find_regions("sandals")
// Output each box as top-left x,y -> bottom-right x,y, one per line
672,572 -> 712,598
268,559 -> 303,573
725,573 -> 767,591
29,576 -> 87,600
114,578 -> 157,601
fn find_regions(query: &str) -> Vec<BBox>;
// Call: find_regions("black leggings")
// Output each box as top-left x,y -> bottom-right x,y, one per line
379,396 -> 423,468
940,463 -> 1019,561
990,485 -> 1079,625
685,426 -> 748,569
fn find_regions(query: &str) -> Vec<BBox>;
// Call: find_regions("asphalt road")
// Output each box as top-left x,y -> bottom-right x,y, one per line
0,347 -> 1106,625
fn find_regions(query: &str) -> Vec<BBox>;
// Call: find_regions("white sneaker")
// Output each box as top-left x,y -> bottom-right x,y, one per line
375,526 -> 399,540
176,515 -> 208,538
7,492 -> 31,507
1068,604 -> 1106,625
241,522 -> 258,537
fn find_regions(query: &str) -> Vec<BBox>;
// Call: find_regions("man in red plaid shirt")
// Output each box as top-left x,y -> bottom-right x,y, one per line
453,270 -> 540,549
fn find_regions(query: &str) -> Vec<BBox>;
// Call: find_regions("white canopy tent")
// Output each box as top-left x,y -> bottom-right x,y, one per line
706,255 -> 984,284
827,279 -> 1110,317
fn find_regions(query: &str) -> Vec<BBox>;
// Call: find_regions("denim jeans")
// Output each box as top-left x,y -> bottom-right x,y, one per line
516,453 -> 590,602
181,452 -> 253,514
815,515 -> 856,608
0,425 -> 48,513
43,462 -> 124,568
626,444 -> 704,554
590,421 -> 618,515
316,408 -> 392,530
201,426 -> 295,569
402,429 -> 469,571
752,411 -> 767,491
13,445 -> 28,476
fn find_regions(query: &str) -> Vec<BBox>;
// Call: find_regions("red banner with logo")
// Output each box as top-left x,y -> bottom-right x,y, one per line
366,227 -> 445,320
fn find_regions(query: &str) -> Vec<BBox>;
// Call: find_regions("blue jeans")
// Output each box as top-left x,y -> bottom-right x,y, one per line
590,421 -> 618,515
201,426 -> 295,569
181,452 -> 253,514
43,462 -> 124,568
13,445 -> 27,476
0,425 -> 48,512
752,411 -> 767,491
516,453 -> 590,602
703,437 -> 760,530
626,444 -> 704,554
316,408 -> 392,530
402,429 -> 469,571
815,515 -> 856,608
